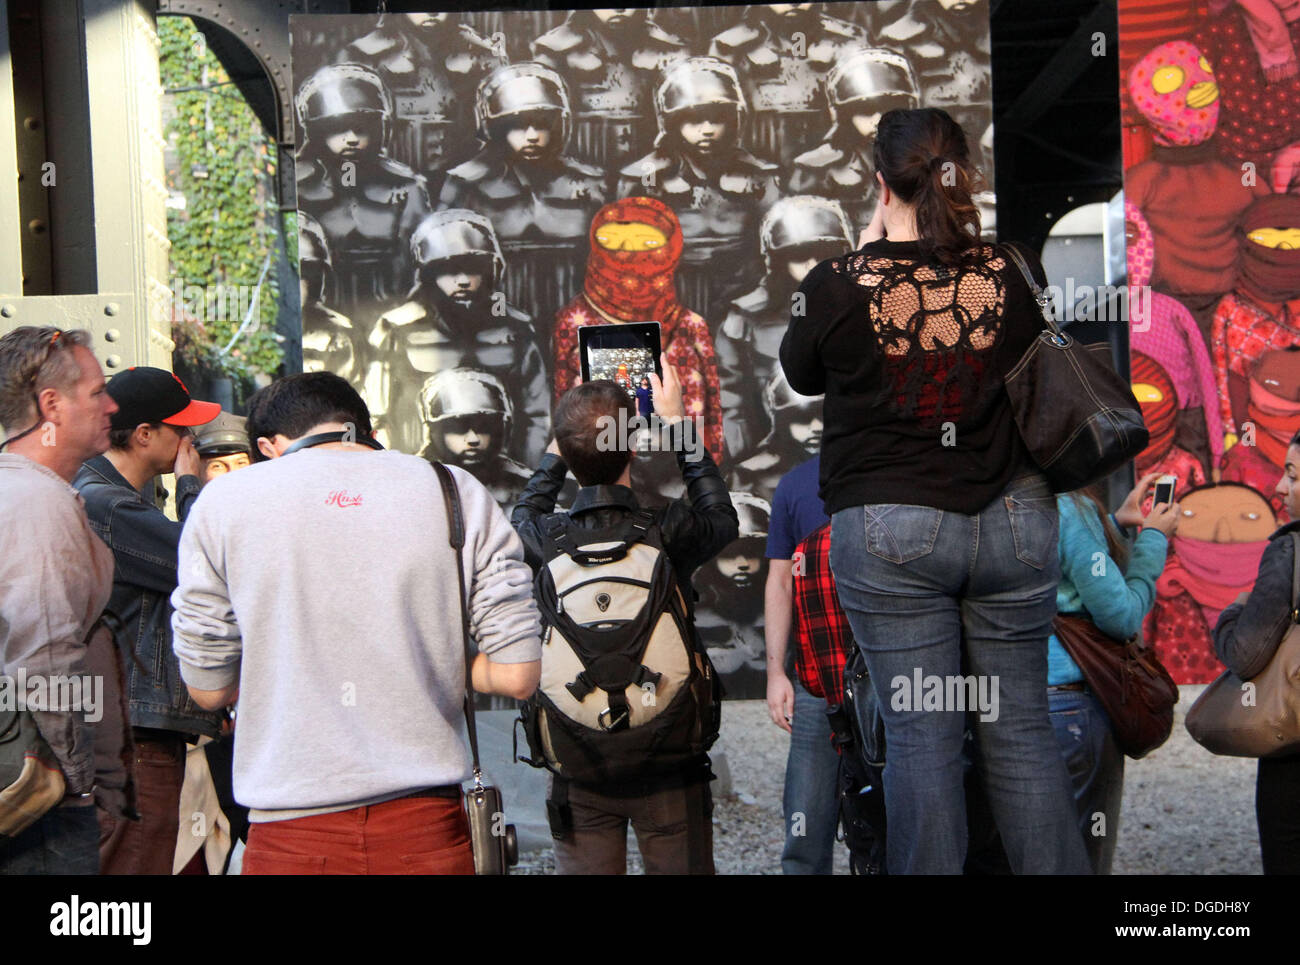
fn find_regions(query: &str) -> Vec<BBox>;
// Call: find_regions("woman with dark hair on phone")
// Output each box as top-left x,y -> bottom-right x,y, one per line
1214,428 -> 1300,874
781,107 -> 1090,874
1048,473 -> 1178,874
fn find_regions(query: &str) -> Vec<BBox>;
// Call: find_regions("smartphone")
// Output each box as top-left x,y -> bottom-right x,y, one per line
578,323 -> 662,399
1153,474 -> 1177,508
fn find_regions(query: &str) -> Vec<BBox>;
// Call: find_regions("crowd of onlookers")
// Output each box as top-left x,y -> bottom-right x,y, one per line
3,105 -> 1298,877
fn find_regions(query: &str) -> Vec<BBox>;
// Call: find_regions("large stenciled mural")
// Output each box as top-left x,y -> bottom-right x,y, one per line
289,3 -> 996,698
1119,0 -> 1300,683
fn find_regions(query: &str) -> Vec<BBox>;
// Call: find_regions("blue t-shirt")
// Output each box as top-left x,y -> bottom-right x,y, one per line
766,456 -> 829,560
635,386 -> 654,418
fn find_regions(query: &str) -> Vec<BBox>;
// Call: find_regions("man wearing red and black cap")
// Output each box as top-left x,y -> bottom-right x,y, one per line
73,366 -> 226,875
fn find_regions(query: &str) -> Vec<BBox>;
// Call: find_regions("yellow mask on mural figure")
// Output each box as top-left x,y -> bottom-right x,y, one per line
1176,486 -> 1276,543
1245,227 -> 1300,250
594,221 -> 668,251
1131,382 -> 1164,403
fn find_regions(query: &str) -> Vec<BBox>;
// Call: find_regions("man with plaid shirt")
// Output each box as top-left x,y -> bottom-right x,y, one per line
765,452 -> 844,874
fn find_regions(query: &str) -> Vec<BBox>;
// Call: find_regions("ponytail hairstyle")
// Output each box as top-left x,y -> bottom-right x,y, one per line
872,107 -> 986,266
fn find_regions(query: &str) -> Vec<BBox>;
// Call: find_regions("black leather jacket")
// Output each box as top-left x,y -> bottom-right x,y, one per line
1214,520 -> 1300,681
73,456 -> 224,739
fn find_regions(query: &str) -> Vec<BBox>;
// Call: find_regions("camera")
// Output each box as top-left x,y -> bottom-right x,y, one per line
465,784 -> 518,875
1154,474 -> 1177,508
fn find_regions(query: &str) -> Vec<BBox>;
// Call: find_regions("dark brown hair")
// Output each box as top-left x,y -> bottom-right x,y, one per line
873,108 -> 985,266
553,380 -> 635,486
1070,487 -> 1130,572
246,372 -> 372,462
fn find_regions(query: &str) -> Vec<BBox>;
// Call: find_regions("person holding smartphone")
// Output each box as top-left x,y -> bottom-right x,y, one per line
1046,472 -> 1179,874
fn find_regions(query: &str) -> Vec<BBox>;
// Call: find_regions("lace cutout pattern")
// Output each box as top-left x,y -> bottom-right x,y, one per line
831,244 -> 1010,425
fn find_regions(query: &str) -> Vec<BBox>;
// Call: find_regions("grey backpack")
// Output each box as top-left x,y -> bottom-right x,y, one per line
517,510 -> 720,785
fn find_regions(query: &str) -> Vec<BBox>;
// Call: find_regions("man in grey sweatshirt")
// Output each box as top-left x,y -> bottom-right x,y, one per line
170,372 -> 540,875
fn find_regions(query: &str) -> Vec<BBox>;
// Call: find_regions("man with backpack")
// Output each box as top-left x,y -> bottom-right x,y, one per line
512,365 -> 738,874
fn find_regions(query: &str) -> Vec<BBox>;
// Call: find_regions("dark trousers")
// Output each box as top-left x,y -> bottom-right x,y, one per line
98,729 -> 186,875
550,777 -> 715,875
242,794 -> 474,875
0,802 -> 99,875
1257,752 -> 1300,875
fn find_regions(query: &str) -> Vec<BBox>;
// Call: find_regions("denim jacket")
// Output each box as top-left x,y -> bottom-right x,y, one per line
1215,520 -> 1300,681
73,456 -> 223,738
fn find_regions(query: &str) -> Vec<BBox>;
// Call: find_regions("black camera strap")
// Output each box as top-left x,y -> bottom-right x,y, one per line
431,461 -> 484,790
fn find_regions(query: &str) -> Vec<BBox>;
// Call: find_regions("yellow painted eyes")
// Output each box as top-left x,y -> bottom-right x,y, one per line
1152,65 -> 1185,94
1131,382 -> 1164,403
1199,56 -> 1212,73
1247,227 -> 1300,250
595,222 -> 668,251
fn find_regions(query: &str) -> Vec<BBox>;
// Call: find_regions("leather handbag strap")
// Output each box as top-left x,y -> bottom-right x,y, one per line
1291,533 -> 1300,623
431,461 -> 483,788
1002,242 -> 1069,345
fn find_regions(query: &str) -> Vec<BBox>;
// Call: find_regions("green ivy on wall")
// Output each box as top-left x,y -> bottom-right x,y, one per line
160,15 -> 283,385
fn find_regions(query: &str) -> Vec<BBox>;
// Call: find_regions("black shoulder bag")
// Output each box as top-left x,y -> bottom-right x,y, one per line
431,461 -> 519,875
1001,243 -> 1149,493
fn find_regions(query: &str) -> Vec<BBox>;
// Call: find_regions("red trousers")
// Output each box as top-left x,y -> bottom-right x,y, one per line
242,794 -> 474,875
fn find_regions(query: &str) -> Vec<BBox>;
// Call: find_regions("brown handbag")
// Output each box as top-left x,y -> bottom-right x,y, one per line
1001,244 -> 1149,493
1184,534 -> 1300,758
1052,614 -> 1179,759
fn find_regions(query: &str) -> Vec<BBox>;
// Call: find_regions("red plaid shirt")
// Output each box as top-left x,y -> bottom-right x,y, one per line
791,522 -> 854,703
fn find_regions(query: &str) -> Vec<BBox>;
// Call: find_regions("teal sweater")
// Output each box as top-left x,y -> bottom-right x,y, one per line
1048,494 -> 1169,686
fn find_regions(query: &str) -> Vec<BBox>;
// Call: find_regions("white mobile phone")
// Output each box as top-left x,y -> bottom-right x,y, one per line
1153,474 -> 1177,508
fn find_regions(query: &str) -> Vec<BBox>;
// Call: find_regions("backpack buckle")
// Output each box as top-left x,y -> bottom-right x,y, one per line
597,706 -> 629,732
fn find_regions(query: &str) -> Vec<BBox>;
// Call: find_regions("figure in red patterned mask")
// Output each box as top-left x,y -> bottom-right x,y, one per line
1131,351 -> 1207,497
553,197 -> 725,481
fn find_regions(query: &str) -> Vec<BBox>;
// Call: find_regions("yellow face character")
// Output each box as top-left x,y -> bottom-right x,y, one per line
594,221 -> 668,252
1246,227 -> 1300,250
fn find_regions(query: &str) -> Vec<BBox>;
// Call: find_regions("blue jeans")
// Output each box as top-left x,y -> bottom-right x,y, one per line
829,473 -> 1090,875
781,680 -> 841,874
0,803 -> 99,875
1049,688 -> 1124,875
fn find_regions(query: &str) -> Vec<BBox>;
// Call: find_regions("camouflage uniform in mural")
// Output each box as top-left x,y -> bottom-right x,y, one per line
730,370 -> 825,498
708,4 -> 866,167
530,9 -> 689,169
294,64 -> 432,321
339,13 -> 506,180
716,196 -> 852,462
415,368 -> 537,507
871,0 -> 991,140
789,47 -> 920,238
298,213 -> 361,387
366,210 -> 548,462
617,57 -> 781,329
439,63 -> 606,362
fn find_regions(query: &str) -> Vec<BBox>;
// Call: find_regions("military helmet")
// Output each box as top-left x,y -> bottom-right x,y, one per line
295,63 -> 393,146
654,57 -> 747,143
409,209 -> 506,287
759,196 -> 853,267
825,47 -> 919,138
419,368 -> 513,435
476,63 -> 573,149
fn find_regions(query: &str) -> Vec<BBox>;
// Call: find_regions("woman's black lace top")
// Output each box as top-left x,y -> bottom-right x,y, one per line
780,238 -> 1049,515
